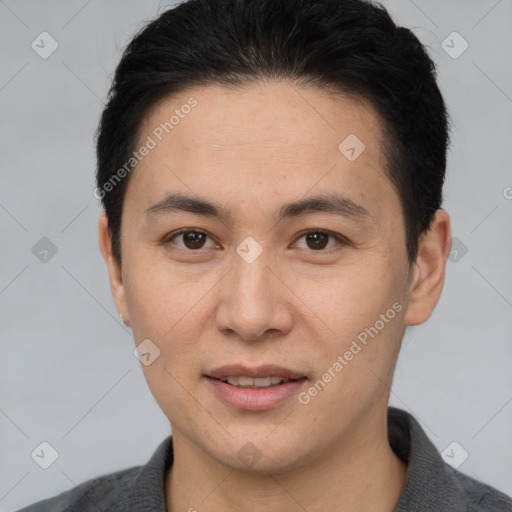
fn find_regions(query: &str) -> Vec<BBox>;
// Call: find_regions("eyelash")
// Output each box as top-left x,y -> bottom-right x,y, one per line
165,228 -> 347,253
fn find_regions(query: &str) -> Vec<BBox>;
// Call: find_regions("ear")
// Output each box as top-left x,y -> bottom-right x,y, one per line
98,213 -> 131,327
404,209 -> 451,326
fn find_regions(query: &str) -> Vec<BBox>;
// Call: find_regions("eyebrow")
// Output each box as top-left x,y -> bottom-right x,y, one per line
145,192 -> 371,223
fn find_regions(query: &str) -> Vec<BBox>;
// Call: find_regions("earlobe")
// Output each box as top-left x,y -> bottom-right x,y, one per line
98,214 -> 131,327
404,209 -> 451,326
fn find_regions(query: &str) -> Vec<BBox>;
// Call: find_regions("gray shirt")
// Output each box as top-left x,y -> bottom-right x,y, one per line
17,407 -> 512,511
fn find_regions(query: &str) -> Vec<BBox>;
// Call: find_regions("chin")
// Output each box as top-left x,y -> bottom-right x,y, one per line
212,435 -> 310,475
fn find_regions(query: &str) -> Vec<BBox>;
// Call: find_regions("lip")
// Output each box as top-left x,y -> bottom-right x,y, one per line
205,364 -> 307,411
207,364 -> 306,380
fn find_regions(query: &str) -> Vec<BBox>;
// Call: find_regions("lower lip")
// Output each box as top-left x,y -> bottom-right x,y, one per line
206,377 -> 307,411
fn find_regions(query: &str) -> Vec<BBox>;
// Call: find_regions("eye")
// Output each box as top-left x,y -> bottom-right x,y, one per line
294,230 -> 345,251
167,229 -> 220,250
165,229 -> 346,252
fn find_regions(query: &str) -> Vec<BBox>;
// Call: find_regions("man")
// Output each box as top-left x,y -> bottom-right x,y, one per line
19,0 -> 512,510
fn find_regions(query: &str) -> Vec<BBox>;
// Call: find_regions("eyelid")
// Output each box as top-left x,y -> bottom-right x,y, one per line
166,228 -> 221,250
165,228 -> 347,253
292,229 -> 348,252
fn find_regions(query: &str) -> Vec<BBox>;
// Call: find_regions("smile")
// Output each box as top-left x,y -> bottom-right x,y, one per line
218,376 -> 293,388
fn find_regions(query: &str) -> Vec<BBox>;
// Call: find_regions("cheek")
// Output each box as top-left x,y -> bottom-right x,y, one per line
291,257 -> 406,402
127,272 -> 206,419
122,271 -> 205,419
123,257 -> 214,377
294,259 -> 400,337
123,253 -> 206,338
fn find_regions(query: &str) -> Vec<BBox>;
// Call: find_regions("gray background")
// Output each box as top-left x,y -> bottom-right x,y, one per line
1,1 -> 511,510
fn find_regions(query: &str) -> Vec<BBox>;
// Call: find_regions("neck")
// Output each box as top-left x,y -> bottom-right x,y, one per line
165,410 -> 407,512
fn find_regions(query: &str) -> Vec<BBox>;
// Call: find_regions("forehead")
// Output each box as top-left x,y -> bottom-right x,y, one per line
140,81 -> 384,159
130,81 -> 395,218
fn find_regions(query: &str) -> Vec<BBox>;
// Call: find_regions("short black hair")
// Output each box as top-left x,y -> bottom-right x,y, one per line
95,0 -> 450,265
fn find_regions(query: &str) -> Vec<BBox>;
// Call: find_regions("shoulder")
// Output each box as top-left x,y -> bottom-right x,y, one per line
17,435 -> 173,512
16,465 -> 143,512
388,407 -> 512,511
452,468 -> 512,511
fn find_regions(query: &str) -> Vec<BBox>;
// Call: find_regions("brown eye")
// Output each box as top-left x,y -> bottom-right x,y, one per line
294,230 -> 344,252
181,231 -> 207,249
305,232 -> 329,250
168,230 -> 217,250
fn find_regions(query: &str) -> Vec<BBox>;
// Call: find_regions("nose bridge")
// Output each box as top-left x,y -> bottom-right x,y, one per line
216,245 -> 291,339
230,247 -> 275,312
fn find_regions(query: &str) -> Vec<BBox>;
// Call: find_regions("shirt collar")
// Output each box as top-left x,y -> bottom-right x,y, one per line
128,434 -> 174,512
389,406 -> 467,511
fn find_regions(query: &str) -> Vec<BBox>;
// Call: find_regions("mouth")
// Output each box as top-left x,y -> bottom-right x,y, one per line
205,365 -> 308,411
214,375 -> 301,388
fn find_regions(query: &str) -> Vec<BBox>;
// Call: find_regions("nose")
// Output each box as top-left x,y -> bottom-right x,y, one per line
214,251 -> 293,342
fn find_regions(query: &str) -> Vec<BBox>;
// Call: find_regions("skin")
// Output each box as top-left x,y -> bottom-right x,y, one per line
99,81 -> 451,512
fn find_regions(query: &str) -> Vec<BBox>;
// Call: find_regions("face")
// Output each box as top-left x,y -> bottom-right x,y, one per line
102,82 -> 429,473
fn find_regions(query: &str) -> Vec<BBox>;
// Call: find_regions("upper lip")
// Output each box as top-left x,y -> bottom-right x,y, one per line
207,364 -> 306,380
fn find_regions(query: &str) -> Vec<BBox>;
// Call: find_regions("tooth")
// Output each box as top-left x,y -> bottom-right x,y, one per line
253,377 -> 272,387
222,376 -> 294,387
238,376 -> 254,386
227,377 -> 240,386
